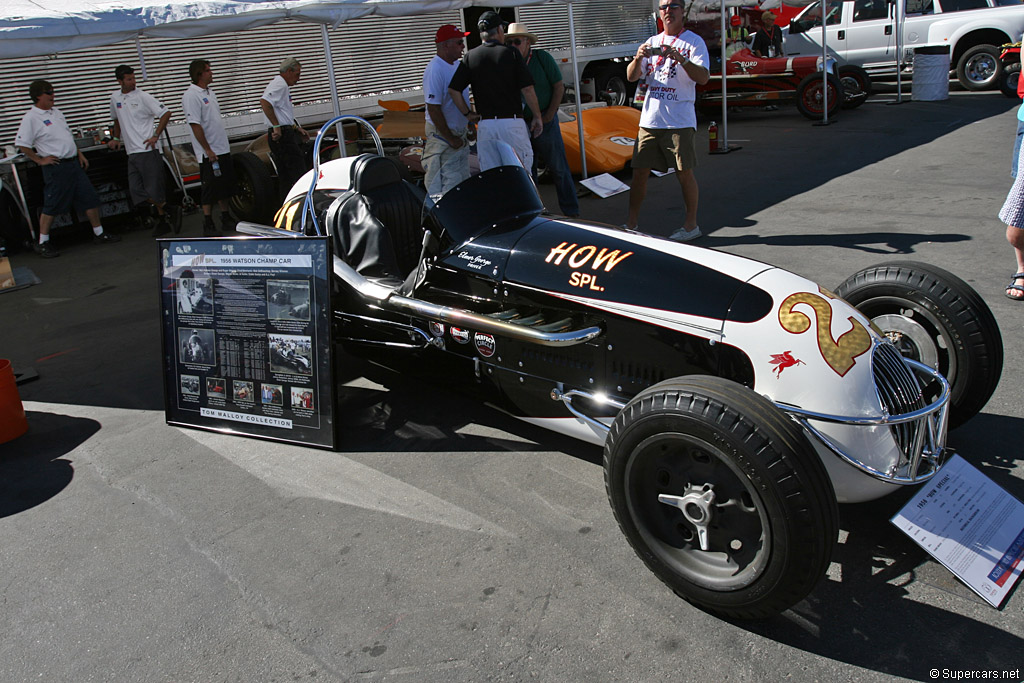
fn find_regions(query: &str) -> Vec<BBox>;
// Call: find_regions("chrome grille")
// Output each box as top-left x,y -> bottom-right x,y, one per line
872,342 -> 927,463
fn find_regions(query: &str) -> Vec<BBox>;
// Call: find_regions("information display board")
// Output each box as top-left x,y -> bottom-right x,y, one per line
159,237 -> 335,449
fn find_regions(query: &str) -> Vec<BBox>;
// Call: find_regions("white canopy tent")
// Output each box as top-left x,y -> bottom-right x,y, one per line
1,0 -> 597,174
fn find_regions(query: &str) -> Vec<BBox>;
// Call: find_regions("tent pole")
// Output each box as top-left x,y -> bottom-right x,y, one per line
135,34 -> 148,81
895,0 -> 904,103
322,24 -> 341,119
821,4 -> 828,123
568,2 -> 587,179
719,0 -> 727,151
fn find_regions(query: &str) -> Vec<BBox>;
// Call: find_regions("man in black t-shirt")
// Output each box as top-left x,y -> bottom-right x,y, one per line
448,11 -> 543,171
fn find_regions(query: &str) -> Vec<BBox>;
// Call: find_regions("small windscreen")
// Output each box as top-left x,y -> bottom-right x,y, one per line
428,165 -> 544,244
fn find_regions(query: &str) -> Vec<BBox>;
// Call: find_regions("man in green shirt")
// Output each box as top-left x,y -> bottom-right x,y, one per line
505,22 -> 579,217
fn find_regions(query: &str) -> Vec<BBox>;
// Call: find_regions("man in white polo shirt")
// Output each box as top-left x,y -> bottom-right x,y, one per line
182,59 -> 238,236
259,57 -> 311,198
107,64 -> 179,236
422,24 -> 474,200
15,79 -> 120,258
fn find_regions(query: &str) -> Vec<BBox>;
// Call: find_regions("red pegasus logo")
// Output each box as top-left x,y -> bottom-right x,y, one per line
769,351 -> 805,378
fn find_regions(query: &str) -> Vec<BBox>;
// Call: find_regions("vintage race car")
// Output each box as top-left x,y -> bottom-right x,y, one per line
248,121 -> 1002,619
698,48 -> 872,120
558,105 -> 641,175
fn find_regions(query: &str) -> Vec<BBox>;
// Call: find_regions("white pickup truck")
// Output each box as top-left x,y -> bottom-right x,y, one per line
783,0 -> 1024,90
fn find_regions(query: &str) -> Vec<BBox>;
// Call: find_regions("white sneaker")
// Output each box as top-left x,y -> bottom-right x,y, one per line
669,226 -> 702,242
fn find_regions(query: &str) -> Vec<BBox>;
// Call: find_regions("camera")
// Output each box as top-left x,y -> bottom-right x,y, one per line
649,45 -> 665,56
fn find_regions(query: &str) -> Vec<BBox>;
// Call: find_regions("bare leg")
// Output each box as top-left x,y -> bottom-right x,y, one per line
626,167 -> 650,229
85,206 -> 101,228
38,213 -> 54,240
1007,224 -> 1024,300
676,169 -> 699,230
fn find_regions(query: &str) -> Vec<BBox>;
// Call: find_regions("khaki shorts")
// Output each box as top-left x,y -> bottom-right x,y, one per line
632,127 -> 697,172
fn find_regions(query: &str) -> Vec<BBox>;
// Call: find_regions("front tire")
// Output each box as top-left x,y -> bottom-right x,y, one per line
956,45 -> 1002,91
604,376 -> 838,619
835,262 -> 1003,428
795,72 -> 843,120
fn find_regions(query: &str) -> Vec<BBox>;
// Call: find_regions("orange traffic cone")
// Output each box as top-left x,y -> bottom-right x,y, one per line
0,359 -> 29,444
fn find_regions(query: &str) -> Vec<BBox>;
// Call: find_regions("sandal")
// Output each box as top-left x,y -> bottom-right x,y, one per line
1006,272 -> 1024,301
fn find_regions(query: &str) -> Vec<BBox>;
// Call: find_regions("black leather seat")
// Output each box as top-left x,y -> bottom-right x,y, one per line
349,155 -> 426,277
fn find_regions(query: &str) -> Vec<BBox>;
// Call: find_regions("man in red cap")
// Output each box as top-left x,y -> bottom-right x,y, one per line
422,24 -> 476,199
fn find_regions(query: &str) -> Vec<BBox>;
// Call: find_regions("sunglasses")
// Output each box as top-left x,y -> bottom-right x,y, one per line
659,3 -> 682,10
506,38 -> 525,46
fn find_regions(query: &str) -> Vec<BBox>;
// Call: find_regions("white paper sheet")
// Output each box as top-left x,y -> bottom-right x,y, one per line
891,454 -> 1024,608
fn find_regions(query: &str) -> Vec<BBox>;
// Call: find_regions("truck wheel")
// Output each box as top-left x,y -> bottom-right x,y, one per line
795,72 -> 842,120
838,65 -> 872,109
956,45 -> 1002,91
595,66 -> 635,107
604,375 -> 838,620
835,262 -> 1003,429
230,151 -> 277,223
1000,63 -> 1021,99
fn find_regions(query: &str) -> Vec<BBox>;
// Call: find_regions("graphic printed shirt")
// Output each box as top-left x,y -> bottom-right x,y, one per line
181,83 -> 229,161
15,105 -> 77,159
638,30 -> 709,130
110,88 -> 169,155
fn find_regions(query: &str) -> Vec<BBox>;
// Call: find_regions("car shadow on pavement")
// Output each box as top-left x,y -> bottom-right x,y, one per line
0,411 -> 100,518
729,428 -> 1024,681
732,493 -> 1023,680
702,230 -> 969,255
334,358 -> 601,464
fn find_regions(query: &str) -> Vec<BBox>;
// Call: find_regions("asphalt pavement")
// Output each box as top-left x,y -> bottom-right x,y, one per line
1,84 -> 1023,682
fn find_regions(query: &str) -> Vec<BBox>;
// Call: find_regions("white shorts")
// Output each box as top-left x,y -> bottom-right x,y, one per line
477,118 -> 533,173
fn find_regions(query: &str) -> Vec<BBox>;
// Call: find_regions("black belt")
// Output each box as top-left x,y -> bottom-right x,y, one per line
56,157 -> 78,163
480,115 -> 521,120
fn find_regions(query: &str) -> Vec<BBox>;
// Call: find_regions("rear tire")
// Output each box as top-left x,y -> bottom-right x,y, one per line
595,65 -> 636,107
838,65 -> 872,109
230,151 -> 277,223
795,72 -> 842,120
956,45 -> 1002,91
835,262 -> 1003,428
605,375 -> 838,619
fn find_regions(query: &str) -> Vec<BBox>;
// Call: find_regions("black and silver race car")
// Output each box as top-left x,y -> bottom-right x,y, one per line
240,119 -> 1003,619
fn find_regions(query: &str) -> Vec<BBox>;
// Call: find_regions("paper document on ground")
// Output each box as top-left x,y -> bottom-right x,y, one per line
651,168 -> 676,177
891,454 -> 1024,608
580,173 -> 629,198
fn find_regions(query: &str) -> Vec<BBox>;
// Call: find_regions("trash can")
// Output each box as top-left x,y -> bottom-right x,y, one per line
0,359 -> 29,444
912,46 -> 951,101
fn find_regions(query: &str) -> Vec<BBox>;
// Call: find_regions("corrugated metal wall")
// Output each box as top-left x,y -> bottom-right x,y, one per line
518,0 -> 656,51
1,13 -> 459,148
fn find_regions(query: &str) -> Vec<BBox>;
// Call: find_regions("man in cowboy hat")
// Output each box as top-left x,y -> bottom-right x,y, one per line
422,24 -> 475,199
448,10 -> 543,172
505,22 -> 579,217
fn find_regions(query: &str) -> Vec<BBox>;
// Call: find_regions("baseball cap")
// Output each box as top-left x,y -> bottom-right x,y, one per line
730,15 -> 742,26
477,11 -> 506,32
115,64 -> 135,79
436,24 -> 471,43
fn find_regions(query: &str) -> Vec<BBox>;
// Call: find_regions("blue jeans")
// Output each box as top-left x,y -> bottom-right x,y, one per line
531,118 -> 579,216
1012,116 -> 1024,179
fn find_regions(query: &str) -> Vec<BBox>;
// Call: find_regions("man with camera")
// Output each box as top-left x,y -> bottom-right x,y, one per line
447,11 -> 543,172
624,1 -> 710,241
260,57 -> 311,199
422,24 -> 474,200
